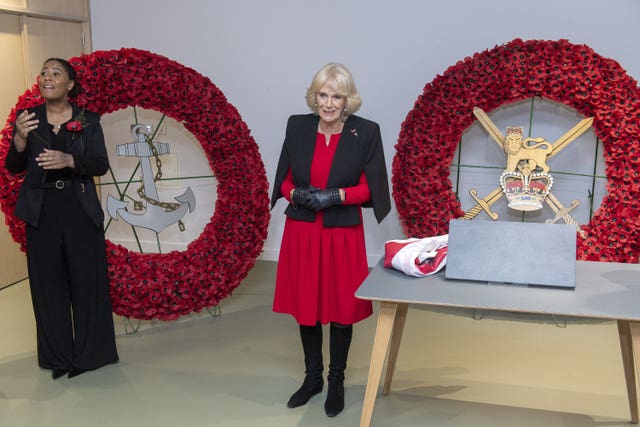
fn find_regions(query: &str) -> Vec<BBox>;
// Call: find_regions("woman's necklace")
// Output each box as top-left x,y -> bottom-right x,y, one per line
51,123 -> 64,135
48,104 -> 72,132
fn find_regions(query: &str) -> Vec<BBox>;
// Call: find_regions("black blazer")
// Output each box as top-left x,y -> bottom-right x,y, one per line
271,113 -> 391,227
5,103 -> 109,228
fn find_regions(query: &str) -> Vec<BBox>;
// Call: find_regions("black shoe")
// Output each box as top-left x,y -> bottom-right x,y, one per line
324,381 -> 345,417
287,376 -> 323,408
68,367 -> 88,378
52,368 -> 68,379
325,323 -> 351,417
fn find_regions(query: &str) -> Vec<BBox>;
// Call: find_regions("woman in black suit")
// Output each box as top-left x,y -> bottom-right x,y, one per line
5,58 -> 118,379
271,63 -> 390,417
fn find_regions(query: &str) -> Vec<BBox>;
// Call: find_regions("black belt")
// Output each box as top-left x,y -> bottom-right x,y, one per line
41,179 -> 73,190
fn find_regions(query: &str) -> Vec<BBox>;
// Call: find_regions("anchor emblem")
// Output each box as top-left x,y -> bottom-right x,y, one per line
107,124 -> 196,233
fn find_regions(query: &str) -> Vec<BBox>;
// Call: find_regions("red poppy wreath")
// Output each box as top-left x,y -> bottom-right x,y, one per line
0,48 -> 270,320
393,38 -> 640,263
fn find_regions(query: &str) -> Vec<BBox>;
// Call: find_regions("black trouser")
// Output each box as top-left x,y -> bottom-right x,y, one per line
26,185 -> 118,371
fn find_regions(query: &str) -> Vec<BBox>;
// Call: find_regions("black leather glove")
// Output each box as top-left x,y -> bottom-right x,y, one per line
307,188 -> 342,211
291,186 -> 319,208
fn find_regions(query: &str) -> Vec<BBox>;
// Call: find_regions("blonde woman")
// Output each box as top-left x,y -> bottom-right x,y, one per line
271,63 -> 390,417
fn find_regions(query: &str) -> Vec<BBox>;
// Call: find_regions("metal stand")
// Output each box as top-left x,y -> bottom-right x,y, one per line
123,317 -> 142,335
551,314 -> 567,328
472,309 -> 486,320
122,304 -> 222,335
186,304 -> 222,320
204,305 -> 222,318
472,309 -> 568,328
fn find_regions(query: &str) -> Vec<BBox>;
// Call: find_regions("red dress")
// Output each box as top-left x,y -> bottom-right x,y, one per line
273,133 -> 373,326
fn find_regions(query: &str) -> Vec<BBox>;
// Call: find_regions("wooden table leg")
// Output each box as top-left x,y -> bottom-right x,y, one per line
383,303 -> 408,395
360,301 -> 402,427
617,320 -> 639,423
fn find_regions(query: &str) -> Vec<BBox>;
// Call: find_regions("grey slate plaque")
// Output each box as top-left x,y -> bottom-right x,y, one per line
445,219 -> 577,288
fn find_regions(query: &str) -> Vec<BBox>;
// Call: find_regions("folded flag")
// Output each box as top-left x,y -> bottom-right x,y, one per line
384,235 -> 448,277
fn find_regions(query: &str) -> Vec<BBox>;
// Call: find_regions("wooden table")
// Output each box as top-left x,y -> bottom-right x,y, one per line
355,260 -> 640,427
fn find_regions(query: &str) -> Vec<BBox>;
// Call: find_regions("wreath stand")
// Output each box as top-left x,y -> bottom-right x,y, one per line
122,305 -> 222,335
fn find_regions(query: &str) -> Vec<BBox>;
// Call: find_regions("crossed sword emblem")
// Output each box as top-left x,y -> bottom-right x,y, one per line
464,107 -> 593,237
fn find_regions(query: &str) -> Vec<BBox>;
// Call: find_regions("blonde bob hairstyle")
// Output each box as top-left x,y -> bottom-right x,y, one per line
305,63 -> 362,118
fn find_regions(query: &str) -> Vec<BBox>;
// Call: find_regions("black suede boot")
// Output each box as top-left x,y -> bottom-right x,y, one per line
287,322 -> 324,408
325,323 -> 352,417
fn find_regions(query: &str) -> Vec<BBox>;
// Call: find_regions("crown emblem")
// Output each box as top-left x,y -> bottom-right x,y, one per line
505,125 -> 523,136
500,171 -> 553,211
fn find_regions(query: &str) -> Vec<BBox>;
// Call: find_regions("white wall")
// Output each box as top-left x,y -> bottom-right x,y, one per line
88,0 -> 640,263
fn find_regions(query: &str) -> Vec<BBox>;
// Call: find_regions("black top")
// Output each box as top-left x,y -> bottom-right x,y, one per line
271,114 -> 391,227
44,125 -> 72,183
5,103 -> 109,228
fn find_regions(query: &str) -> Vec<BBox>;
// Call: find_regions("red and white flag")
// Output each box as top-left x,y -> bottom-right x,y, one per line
383,235 -> 448,277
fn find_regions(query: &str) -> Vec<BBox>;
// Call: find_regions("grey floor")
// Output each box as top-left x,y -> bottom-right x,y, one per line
0,261 -> 635,427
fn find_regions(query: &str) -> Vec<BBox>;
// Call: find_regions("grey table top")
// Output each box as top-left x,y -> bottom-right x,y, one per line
356,260 -> 640,321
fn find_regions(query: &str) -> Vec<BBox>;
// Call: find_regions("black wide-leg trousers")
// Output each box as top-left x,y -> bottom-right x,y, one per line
25,185 -> 118,372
